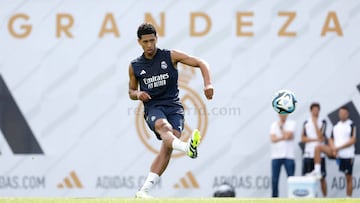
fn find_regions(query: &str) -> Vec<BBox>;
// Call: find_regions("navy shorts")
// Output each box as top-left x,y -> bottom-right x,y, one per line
337,158 -> 354,175
302,158 -> 326,178
144,105 -> 184,140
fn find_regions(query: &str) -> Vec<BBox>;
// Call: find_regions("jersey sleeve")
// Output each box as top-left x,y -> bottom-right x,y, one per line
302,120 -> 308,137
321,119 -> 327,137
350,124 -> 357,137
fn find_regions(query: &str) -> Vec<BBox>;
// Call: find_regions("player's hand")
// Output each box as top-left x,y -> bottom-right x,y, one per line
136,91 -> 151,102
332,150 -> 337,157
204,84 -> 214,100
330,147 -> 337,157
312,117 -> 319,128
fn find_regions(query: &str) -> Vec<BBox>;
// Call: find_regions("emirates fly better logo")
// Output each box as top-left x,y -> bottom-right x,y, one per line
135,65 -> 208,158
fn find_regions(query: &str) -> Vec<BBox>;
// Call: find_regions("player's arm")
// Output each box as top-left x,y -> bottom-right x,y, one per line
270,133 -> 284,143
270,124 -> 283,143
128,64 -> 151,101
171,50 -> 213,100
328,131 -> 335,148
313,119 -> 324,141
280,122 -> 294,140
301,128 -> 311,143
328,131 -> 337,156
301,122 -> 310,143
128,64 -> 139,100
301,121 -> 318,143
283,130 -> 294,140
336,125 -> 357,151
320,120 -> 327,142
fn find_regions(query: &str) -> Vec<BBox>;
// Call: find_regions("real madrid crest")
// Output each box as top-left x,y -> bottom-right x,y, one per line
161,61 -> 168,70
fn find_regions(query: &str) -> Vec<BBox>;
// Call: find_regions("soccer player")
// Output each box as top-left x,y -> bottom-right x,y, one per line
301,102 -> 328,197
307,106 -> 356,197
270,114 -> 296,197
128,23 -> 214,198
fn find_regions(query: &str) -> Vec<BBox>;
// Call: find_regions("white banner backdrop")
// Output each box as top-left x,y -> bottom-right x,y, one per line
0,0 -> 360,198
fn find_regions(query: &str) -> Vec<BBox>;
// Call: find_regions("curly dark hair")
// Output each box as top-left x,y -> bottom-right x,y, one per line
137,23 -> 157,39
339,105 -> 349,112
310,102 -> 320,110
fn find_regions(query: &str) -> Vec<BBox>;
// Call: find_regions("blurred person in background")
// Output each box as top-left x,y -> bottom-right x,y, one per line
270,113 -> 296,197
307,106 -> 356,197
301,102 -> 328,197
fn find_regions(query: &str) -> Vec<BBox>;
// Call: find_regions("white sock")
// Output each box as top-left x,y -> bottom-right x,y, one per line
140,172 -> 160,192
314,164 -> 321,173
171,138 -> 187,152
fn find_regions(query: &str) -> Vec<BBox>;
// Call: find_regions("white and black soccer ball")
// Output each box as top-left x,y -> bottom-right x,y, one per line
272,89 -> 297,114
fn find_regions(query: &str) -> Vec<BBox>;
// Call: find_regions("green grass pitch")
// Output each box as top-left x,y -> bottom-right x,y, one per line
0,198 -> 359,203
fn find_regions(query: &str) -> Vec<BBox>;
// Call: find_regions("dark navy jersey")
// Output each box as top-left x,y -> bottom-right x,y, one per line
131,48 -> 182,110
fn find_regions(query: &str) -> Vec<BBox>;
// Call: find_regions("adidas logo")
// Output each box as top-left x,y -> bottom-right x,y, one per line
173,171 -> 199,189
57,171 -> 83,189
140,70 -> 146,75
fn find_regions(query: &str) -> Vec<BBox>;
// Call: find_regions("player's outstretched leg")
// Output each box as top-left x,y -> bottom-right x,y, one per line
135,172 -> 159,199
187,129 -> 201,159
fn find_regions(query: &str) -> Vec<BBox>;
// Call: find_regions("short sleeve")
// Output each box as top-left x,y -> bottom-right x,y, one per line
351,124 -> 356,138
302,121 -> 308,137
270,122 -> 276,134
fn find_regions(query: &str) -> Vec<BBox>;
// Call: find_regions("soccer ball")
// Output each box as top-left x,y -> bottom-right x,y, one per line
272,89 -> 297,114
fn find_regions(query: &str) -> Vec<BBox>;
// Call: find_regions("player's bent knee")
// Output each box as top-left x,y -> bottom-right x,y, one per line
155,119 -> 173,134
172,130 -> 181,138
316,144 -> 325,151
